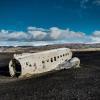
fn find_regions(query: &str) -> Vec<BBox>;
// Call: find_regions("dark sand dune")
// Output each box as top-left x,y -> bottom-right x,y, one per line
0,51 -> 100,100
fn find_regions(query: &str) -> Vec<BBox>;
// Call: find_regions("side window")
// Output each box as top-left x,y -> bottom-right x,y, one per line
54,57 -> 56,61
47,59 -> 49,62
29,64 -> 32,67
42,61 -> 45,69
42,61 -> 45,64
51,58 -> 53,62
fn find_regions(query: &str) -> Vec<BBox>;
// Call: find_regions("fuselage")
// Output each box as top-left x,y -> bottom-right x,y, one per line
9,48 -> 72,77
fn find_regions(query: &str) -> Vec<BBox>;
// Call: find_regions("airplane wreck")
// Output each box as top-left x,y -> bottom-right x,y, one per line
9,48 -> 80,78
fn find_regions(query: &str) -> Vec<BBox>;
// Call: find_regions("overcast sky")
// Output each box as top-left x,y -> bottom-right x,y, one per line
0,0 -> 100,46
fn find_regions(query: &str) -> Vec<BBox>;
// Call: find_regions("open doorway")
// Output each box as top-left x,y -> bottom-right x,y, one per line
9,59 -> 21,77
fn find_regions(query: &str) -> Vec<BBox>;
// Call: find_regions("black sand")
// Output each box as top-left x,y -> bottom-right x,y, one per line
0,51 -> 100,100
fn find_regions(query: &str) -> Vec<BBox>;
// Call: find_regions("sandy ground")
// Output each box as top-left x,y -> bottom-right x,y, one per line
0,51 -> 100,100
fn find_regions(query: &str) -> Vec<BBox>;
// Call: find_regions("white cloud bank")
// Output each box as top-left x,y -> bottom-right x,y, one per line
0,27 -> 85,41
0,27 -> 100,46
92,31 -> 100,37
90,31 -> 100,43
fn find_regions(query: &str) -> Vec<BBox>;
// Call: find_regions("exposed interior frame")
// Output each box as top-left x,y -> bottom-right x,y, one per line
9,59 -> 21,77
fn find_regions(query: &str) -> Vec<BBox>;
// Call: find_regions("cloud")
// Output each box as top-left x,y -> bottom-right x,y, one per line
0,30 -> 8,40
90,37 -> 100,43
8,31 -> 28,41
28,30 -> 47,40
0,27 -> 100,46
27,26 -> 46,31
88,30 -> 100,43
93,0 -> 100,6
80,0 -> 89,9
28,27 -> 85,41
0,27 -> 86,42
27,27 -> 85,41
0,30 -> 28,41
92,31 -> 100,37
27,27 -> 47,40
49,27 -> 85,40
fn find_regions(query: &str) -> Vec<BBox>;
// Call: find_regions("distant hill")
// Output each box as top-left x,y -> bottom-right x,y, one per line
0,43 -> 100,53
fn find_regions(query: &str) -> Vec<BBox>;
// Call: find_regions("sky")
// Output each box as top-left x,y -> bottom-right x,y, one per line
0,0 -> 100,46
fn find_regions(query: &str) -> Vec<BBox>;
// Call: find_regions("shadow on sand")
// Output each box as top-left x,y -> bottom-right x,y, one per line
0,66 -> 10,76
